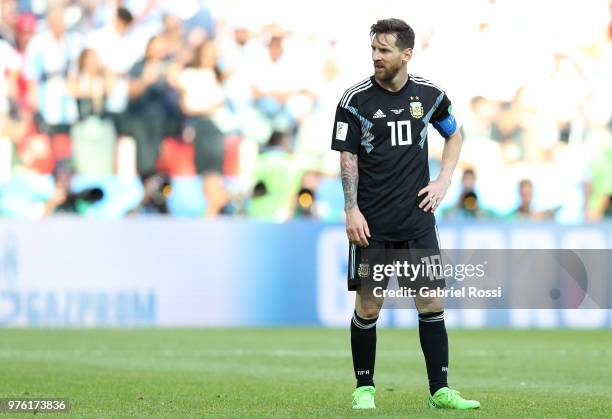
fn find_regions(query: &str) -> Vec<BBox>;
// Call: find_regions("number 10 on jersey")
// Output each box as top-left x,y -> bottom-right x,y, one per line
387,120 -> 412,146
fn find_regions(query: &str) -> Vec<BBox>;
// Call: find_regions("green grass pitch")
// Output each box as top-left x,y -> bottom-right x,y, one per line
0,329 -> 610,418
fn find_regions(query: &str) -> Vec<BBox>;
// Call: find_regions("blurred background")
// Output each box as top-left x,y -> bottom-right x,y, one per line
0,0 -> 611,328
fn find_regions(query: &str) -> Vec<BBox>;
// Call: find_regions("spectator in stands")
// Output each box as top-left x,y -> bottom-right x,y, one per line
247,131 -> 302,221
219,18 -> 263,75
492,88 -> 527,162
603,196 -> 612,219
218,19 -> 269,140
85,7 -> 135,136
508,179 -> 557,221
0,0 -> 18,46
68,49 -> 111,120
127,34 -> 176,177
1,13 -> 37,177
176,40 -> 226,176
443,169 -> 495,220
512,179 -> 537,219
129,173 -> 170,215
67,48 -> 116,175
14,12 -> 37,52
13,14 -> 37,117
585,138 -> 612,222
293,172 -> 320,219
23,4 -> 82,136
157,13 -> 186,138
249,35 -> 300,130
1,1 -> 609,222
160,13 -> 185,60
72,0 -> 106,34
463,96 -> 497,141
202,173 -> 232,217
44,166 -> 103,216
0,38 -> 21,141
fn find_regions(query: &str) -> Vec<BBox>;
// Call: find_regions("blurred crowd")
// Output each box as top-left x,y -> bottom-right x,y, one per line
0,0 -> 611,223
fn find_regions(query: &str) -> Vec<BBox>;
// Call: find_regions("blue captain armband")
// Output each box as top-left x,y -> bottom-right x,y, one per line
433,114 -> 457,138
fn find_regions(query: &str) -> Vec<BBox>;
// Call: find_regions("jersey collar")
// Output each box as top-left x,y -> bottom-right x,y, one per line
371,74 -> 410,96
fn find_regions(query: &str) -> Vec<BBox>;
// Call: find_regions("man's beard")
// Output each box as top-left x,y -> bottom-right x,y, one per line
377,61 -> 403,82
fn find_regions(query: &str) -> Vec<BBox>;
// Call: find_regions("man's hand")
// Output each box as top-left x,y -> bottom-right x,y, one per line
418,129 -> 463,213
418,177 -> 451,212
142,63 -> 161,85
345,207 -> 371,247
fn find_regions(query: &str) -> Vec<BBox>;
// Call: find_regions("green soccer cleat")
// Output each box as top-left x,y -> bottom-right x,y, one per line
428,387 -> 480,410
352,386 -> 376,409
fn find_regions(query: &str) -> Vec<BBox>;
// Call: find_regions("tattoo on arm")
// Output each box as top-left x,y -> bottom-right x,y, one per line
340,152 -> 358,210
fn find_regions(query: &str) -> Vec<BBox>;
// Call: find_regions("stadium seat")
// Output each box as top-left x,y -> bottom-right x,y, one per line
51,133 -> 72,162
167,176 -> 207,217
157,138 -> 196,176
0,174 -> 54,218
223,135 -> 243,176
316,177 -> 344,222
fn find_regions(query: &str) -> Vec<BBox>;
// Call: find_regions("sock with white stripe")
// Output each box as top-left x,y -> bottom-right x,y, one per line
418,311 -> 449,395
351,310 -> 377,387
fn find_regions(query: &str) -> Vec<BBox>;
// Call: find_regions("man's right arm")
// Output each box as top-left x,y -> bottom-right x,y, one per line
341,151 -> 370,247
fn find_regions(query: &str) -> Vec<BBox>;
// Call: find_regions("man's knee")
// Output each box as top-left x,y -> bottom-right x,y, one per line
414,294 -> 444,313
355,293 -> 383,319
356,304 -> 381,319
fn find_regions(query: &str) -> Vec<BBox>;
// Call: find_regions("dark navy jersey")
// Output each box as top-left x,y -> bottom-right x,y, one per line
331,74 -> 455,241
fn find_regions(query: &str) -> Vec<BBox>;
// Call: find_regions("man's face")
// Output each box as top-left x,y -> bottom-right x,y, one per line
462,172 -> 476,190
520,182 -> 533,206
163,15 -> 182,36
234,28 -> 250,45
371,33 -> 411,81
268,37 -> 283,62
146,37 -> 167,61
47,7 -> 65,37
115,19 -> 130,35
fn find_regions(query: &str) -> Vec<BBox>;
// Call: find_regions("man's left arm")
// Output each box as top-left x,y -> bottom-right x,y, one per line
418,97 -> 462,212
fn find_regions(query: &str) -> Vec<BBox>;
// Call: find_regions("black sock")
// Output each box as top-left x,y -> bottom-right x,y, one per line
351,310 -> 377,387
418,311 -> 449,395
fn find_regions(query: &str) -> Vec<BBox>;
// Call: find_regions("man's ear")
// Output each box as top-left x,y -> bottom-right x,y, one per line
403,48 -> 413,63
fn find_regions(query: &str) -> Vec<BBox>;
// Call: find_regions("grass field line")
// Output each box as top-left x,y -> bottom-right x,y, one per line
0,347 -> 607,359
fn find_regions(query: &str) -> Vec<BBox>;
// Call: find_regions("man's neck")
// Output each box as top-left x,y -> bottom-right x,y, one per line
52,31 -> 64,41
374,70 -> 408,92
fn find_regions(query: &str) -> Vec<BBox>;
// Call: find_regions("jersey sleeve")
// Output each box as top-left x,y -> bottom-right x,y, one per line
331,103 -> 361,154
429,93 -> 457,139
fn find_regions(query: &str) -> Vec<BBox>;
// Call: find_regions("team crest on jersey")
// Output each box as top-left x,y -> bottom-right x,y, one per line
410,102 -> 424,119
358,263 -> 370,278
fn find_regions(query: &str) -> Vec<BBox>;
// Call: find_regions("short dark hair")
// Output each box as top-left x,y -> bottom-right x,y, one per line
463,168 -> 476,178
370,18 -> 415,50
117,7 -> 133,25
267,131 -> 288,148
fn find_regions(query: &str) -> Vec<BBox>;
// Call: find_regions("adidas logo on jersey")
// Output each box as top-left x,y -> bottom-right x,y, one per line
373,109 -> 386,118
390,109 -> 404,115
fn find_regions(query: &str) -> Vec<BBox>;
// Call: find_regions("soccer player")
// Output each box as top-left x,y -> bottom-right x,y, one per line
331,18 -> 480,410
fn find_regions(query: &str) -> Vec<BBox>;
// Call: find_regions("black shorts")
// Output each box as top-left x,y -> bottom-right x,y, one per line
347,227 -> 443,291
